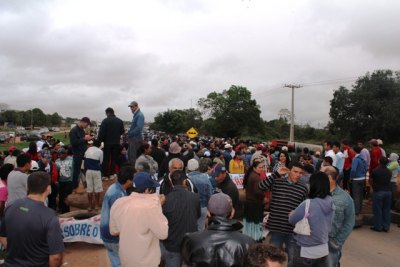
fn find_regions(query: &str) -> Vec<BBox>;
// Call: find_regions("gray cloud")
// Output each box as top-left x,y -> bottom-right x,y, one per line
0,0 -> 398,129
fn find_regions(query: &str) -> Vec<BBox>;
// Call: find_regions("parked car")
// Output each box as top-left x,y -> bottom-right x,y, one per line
49,127 -> 60,132
38,127 -> 49,134
0,134 -> 7,143
26,132 -> 41,141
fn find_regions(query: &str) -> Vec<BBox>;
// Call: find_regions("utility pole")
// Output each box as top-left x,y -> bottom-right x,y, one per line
30,109 -> 33,130
284,84 -> 302,142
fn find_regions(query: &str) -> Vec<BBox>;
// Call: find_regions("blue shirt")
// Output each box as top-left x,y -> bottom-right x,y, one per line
187,171 -> 213,208
335,152 -> 345,175
350,155 -> 367,179
128,109 -> 144,139
100,182 -> 127,243
329,186 -> 355,246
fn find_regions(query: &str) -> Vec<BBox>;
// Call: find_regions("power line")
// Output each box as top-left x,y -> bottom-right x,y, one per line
301,77 -> 358,86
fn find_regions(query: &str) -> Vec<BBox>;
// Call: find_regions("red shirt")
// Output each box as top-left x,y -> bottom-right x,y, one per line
343,146 -> 355,170
370,146 -> 382,171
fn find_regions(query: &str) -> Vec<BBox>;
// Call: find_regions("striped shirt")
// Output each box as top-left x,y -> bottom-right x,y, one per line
259,173 -> 308,234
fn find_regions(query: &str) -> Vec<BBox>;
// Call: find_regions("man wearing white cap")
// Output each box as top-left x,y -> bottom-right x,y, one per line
377,139 -> 386,157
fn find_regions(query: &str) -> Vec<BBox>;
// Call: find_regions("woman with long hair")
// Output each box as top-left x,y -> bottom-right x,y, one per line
243,160 -> 266,241
289,172 -> 334,267
26,141 -> 39,161
273,150 -> 290,173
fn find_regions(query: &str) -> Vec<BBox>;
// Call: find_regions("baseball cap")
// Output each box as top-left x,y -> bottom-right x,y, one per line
8,146 -> 16,152
134,172 -> 160,190
368,139 -> 378,145
208,193 -> 232,217
30,160 -> 39,171
203,151 -> 211,157
81,117 -> 91,124
128,101 -> 138,107
187,159 -> 199,171
224,144 -> 232,149
211,164 -> 227,178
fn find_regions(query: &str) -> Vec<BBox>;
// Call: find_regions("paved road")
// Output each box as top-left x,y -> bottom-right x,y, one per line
341,223 -> 400,267
63,223 -> 400,267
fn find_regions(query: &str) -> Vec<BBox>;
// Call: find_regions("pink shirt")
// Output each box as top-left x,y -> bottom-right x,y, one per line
0,180 -> 8,202
110,192 -> 168,267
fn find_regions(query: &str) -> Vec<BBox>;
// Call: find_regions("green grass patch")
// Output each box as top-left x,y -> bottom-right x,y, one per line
0,132 -> 70,153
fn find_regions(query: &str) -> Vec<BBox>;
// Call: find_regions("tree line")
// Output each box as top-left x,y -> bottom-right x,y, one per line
151,70 -> 400,145
150,85 -> 331,142
0,108 -> 77,128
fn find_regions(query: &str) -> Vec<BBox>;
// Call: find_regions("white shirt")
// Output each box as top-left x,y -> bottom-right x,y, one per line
325,150 -> 336,166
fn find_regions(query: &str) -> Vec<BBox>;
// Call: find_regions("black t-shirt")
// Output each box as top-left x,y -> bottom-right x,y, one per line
0,197 -> 65,267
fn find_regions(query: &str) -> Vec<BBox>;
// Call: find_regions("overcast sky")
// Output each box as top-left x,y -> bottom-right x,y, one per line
1,0 -> 399,127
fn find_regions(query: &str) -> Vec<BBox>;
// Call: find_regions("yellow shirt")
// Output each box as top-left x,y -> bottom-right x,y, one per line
229,159 -> 245,174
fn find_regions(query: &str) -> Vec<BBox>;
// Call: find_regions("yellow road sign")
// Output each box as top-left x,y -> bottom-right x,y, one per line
186,127 -> 198,139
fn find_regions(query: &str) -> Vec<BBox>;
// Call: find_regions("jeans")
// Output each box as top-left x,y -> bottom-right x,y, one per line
293,243 -> 328,267
48,182 -> 58,211
128,138 -> 142,167
342,169 -> 351,191
351,179 -> 365,214
160,242 -> 182,267
102,144 -> 121,177
103,242 -> 121,267
72,156 -> 83,189
58,181 -> 73,213
197,207 -> 208,231
269,231 -> 296,267
326,239 -> 342,267
373,190 -> 392,231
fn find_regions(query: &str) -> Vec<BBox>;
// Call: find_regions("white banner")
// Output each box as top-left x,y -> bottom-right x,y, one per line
59,214 -> 103,245
229,173 -> 244,189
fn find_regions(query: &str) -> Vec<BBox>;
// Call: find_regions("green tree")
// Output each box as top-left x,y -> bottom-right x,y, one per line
329,70 -> 400,143
198,85 -> 264,138
49,112 -> 62,126
150,109 -> 203,134
32,108 -> 47,127
328,86 -> 352,136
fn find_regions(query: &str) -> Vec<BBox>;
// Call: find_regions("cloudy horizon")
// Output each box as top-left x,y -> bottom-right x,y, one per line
1,0 -> 399,128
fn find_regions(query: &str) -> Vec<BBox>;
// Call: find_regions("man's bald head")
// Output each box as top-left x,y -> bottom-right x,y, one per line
321,166 -> 338,181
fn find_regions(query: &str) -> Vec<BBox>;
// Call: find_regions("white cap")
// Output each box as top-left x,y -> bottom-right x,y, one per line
30,160 -> 39,171
281,146 -> 288,151
187,159 -> 199,171
224,144 -> 232,149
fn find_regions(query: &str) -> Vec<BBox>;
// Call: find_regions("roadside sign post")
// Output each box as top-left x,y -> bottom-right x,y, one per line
186,127 -> 198,139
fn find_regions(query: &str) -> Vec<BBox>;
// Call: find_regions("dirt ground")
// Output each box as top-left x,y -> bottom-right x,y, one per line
63,242 -> 109,267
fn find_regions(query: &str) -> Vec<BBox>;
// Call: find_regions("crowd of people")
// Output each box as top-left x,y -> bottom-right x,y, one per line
0,100 -> 399,267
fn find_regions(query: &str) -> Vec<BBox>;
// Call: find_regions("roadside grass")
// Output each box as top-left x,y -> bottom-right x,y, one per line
0,132 -> 70,152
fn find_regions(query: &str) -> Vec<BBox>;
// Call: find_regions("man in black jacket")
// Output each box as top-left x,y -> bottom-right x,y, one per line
98,107 -> 125,179
181,193 -> 255,267
161,170 -> 200,267
69,117 -> 92,191
211,164 -> 239,212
